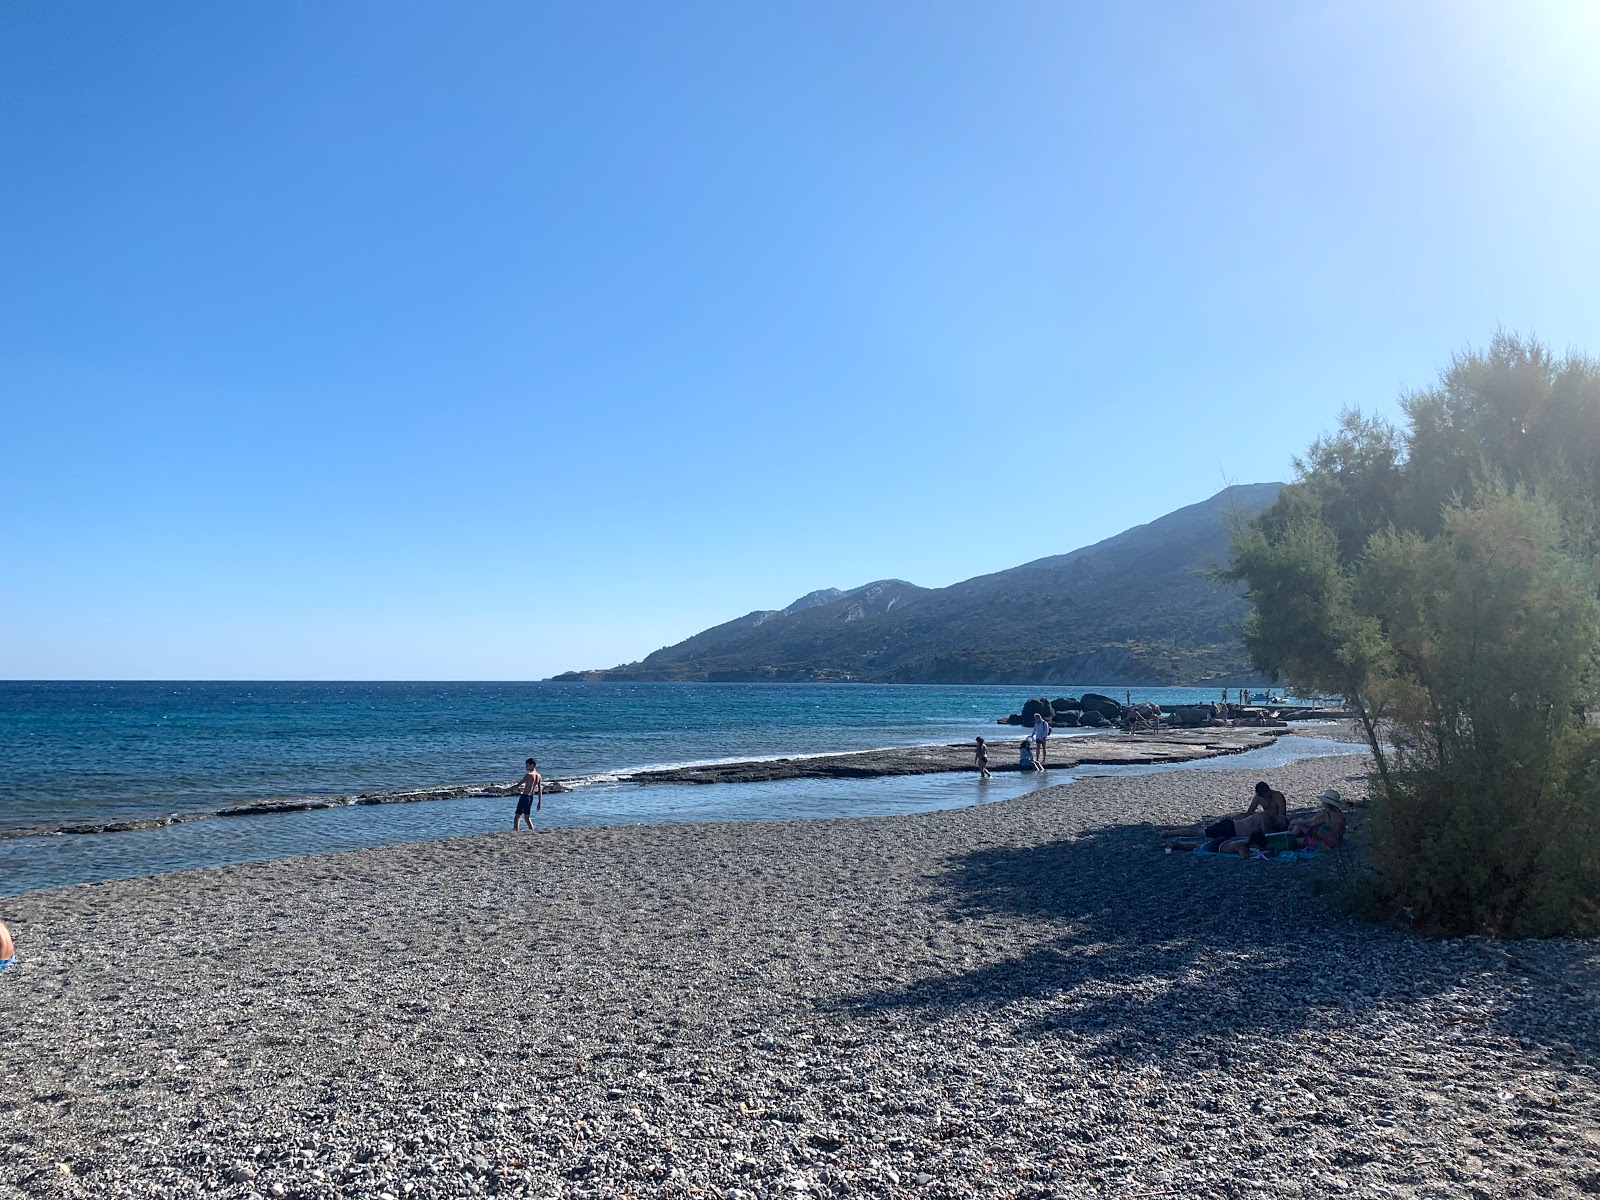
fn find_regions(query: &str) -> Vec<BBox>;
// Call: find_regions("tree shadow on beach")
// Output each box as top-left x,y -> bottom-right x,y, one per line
832,822 -> 1590,1064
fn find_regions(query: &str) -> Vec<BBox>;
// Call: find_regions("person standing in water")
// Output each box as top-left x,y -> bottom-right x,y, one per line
513,757 -> 543,831
974,737 -> 991,779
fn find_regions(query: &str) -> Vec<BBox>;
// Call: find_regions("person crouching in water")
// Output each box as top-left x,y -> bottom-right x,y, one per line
974,737 -> 991,779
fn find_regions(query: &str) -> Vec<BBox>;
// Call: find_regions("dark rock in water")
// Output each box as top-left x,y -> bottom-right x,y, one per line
1019,697 -> 1054,724
1079,692 -> 1124,720
1002,713 -> 1027,726
1050,696 -> 1081,712
1078,710 -> 1108,727
1051,711 -> 1080,727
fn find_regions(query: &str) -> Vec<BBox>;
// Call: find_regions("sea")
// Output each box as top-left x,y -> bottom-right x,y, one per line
0,681 -> 1354,895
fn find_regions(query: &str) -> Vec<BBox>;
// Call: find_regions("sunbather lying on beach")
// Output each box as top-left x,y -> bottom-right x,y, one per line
1159,780 -> 1287,842
1160,810 -> 1269,844
1164,791 -> 1347,857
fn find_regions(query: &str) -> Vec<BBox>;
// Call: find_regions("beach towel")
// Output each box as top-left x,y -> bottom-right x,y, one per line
1250,845 -> 1320,863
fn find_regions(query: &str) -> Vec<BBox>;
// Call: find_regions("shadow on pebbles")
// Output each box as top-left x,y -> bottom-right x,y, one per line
2,756 -> 1597,1199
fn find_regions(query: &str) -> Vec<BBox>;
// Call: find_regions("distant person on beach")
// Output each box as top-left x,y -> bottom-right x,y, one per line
0,919 -> 13,971
974,737 -> 991,779
513,758 -> 543,831
1031,714 -> 1050,771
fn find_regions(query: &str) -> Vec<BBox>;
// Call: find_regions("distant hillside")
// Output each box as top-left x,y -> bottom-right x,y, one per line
553,483 -> 1283,685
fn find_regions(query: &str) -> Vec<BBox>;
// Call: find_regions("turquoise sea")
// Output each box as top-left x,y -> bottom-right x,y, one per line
0,681 -> 1348,895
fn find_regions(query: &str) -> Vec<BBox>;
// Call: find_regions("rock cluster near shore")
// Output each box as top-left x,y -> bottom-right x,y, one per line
3,756 -> 1597,1199
1000,694 -> 1310,730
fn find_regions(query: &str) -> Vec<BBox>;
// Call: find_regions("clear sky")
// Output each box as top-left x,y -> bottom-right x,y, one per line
4,1 -> 1599,680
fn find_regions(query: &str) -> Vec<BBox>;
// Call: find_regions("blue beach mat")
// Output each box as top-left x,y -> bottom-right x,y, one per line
1185,846 -> 1320,863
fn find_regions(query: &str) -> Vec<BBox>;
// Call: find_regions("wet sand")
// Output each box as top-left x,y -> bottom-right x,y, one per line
2,755 -> 1597,1199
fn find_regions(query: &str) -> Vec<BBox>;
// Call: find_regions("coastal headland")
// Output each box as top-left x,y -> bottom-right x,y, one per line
3,755 -> 1595,1198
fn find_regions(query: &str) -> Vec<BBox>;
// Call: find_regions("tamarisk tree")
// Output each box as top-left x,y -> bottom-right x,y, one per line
1224,334 -> 1600,935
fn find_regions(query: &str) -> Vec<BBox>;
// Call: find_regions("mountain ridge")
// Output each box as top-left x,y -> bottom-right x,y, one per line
553,483 -> 1282,685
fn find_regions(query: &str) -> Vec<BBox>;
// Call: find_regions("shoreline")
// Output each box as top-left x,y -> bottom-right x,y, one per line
5,753 -> 1596,1198
1,727 -> 1291,841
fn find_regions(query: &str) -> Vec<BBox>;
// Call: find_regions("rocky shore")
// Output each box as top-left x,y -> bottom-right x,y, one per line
3,755 -> 1597,1199
627,728 -> 1284,785
0,781 -> 571,841
3,731 -> 1274,840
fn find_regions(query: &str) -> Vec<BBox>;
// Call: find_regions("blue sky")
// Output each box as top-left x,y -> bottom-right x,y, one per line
4,1 -> 1599,679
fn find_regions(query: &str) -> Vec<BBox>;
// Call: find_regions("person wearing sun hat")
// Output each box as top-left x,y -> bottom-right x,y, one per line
1290,789 -> 1347,849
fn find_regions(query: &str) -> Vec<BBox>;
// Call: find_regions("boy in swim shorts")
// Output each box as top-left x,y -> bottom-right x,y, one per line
513,758 -> 543,831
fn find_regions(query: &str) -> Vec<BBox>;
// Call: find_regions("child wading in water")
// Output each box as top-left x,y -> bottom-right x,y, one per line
974,737 -> 991,779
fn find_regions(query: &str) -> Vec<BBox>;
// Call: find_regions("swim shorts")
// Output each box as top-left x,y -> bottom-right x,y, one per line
515,794 -> 534,817
1204,817 -> 1238,839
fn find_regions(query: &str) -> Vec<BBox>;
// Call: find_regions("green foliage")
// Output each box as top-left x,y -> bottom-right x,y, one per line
1228,505 -> 1389,701
1229,335 -> 1600,935
1280,408 -> 1406,565
1365,493 -> 1600,934
1401,332 -> 1600,550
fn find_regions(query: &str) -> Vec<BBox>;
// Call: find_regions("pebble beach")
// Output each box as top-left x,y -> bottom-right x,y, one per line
3,755 -> 1597,1200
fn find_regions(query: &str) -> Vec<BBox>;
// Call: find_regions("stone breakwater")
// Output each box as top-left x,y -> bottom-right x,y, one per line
626,728 -> 1285,785
0,780 -> 571,841
3,755 -> 1597,1199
